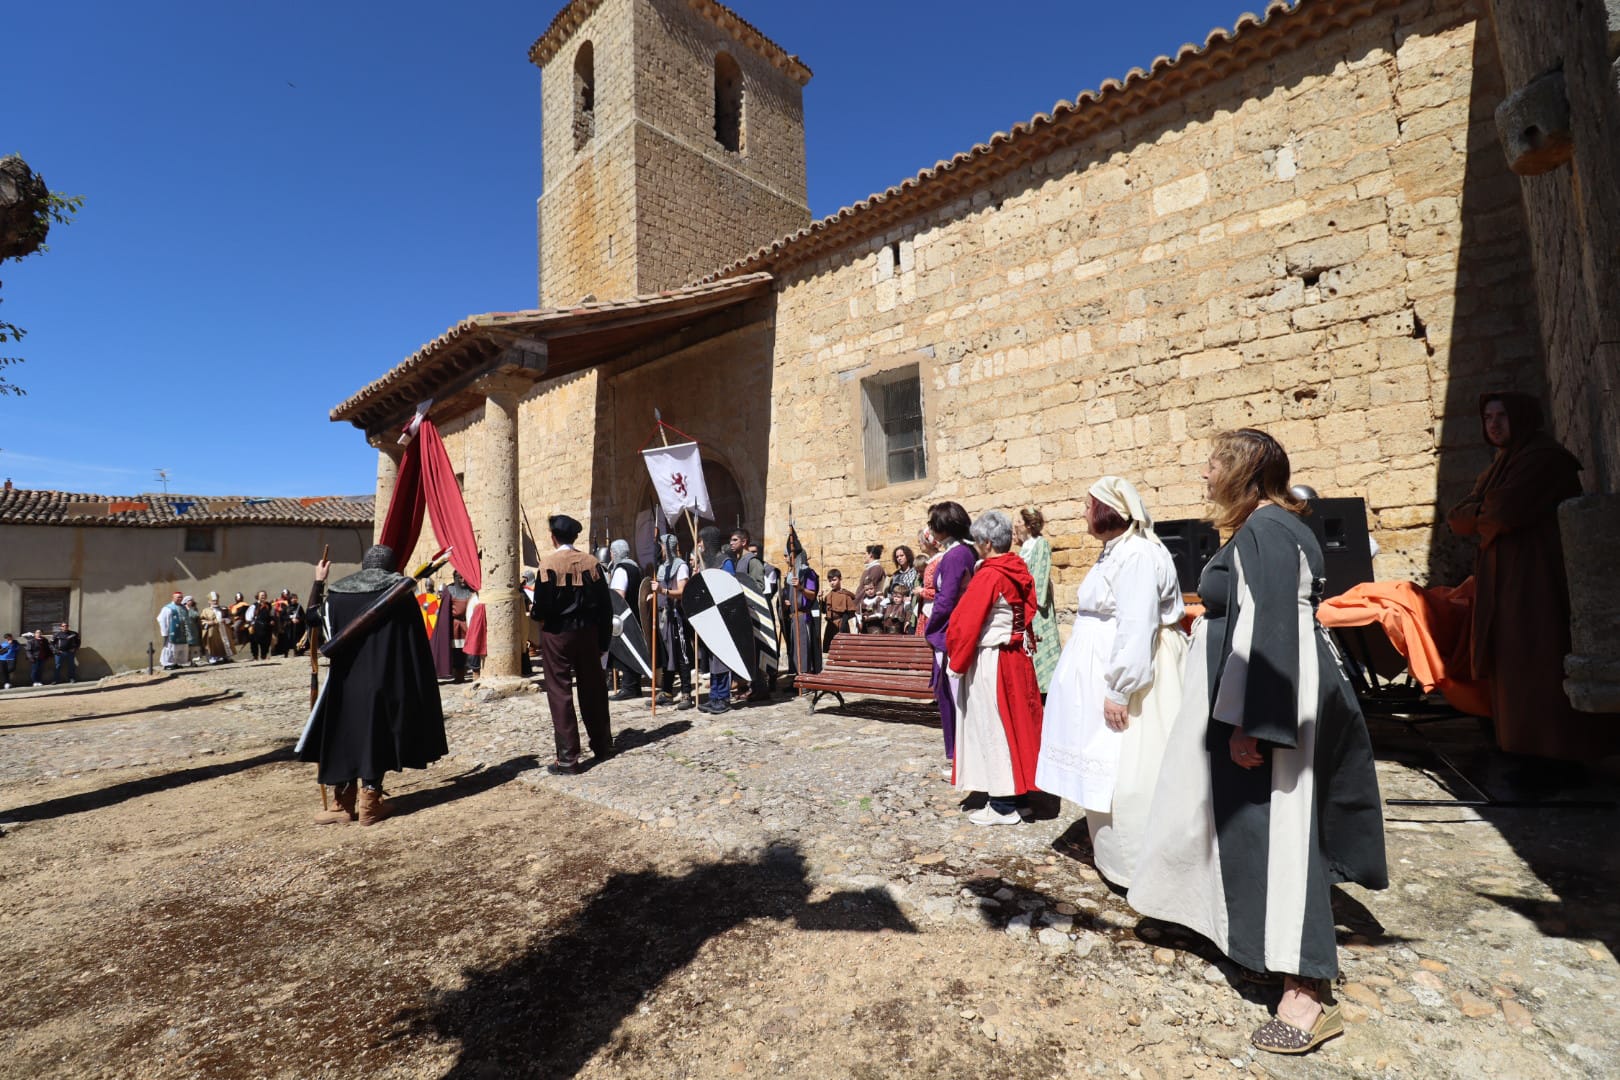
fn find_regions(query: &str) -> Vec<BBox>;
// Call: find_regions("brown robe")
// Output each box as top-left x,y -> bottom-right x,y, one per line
1446,394 -> 1617,760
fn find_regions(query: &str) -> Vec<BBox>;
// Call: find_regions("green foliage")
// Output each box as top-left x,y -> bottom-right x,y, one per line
0,155 -> 82,396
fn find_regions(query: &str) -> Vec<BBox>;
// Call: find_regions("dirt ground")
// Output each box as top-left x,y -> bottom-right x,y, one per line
2,664 -> 1617,1079
0,673 -> 1138,1080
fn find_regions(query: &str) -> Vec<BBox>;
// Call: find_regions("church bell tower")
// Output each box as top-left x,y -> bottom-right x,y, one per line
530,0 -> 812,306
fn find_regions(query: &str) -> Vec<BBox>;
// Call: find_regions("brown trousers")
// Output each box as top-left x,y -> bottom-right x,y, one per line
539,628 -> 612,765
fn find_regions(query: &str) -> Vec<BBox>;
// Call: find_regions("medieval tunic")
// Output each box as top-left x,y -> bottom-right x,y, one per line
924,541 -> 977,760
297,569 -> 447,786
1036,532 -> 1187,887
1128,506 -> 1386,980
1020,534 -> 1060,693
158,600 -> 189,668
1446,402 -> 1618,760
200,604 -> 234,661
945,553 -> 1044,797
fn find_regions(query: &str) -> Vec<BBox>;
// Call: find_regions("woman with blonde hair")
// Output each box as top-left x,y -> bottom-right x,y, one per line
1014,508 -> 1060,694
1129,429 -> 1386,1057
1035,478 -> 1185,887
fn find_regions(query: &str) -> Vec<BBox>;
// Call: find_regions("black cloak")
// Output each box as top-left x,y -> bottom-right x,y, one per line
297,575 -> 447,786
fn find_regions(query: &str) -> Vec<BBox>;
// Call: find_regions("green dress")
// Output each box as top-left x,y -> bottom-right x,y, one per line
1021,536 -> 1060,692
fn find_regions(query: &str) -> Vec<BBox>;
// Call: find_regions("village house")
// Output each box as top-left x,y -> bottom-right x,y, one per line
0,483 -> 372,678
330,0 -> 1620,694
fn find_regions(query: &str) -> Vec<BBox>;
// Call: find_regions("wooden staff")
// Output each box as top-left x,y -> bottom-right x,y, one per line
649,508 -> 659,718
654,409 -> 703,695
313,544 -> 329,812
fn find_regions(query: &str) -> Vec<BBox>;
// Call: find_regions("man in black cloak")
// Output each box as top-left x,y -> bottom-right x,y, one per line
299,544 -> 447,826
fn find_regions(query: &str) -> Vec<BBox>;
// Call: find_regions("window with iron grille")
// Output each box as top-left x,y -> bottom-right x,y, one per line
20,587 -> 71,634
860,366 -> 927,488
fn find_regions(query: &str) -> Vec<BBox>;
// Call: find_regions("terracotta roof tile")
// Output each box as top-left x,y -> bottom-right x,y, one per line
701,0 -> 1381,282
0,488 -> 375,529
330,273 -> 773,428
529,0 -> 811,85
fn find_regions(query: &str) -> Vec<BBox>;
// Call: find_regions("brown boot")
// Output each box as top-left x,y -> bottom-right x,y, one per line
313,782 -> 358,824
357,786 -> 393,826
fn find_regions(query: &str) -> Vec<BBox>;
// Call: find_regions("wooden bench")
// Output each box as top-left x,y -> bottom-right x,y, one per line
796,632 -> 936,713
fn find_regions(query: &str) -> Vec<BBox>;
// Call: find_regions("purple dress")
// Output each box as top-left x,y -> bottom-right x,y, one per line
923,542 -> 976,759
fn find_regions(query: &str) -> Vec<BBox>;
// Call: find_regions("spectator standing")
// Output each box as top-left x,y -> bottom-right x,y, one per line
529,515 -> 615,773
51,621 -> 81,683
944,510 -> 1044,826
820,569 -> 857,653
1015,508 -> 1060,695
158,591 -> 189,669
246,590 -> 274,660
915,527 -> 942,637
200,593 -> 235,663
0,632 -> 17,688
182,597 -> 203,665
923,502 -> 976,766
25,629 -> 53,686
858,544 -> 886,597
229,593 -> 250,645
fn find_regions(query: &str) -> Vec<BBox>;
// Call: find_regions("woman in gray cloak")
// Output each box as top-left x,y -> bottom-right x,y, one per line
1128,429 -> 1386,1056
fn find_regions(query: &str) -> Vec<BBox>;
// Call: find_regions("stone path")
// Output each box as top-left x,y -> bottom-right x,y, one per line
2,661 -> 1616,1078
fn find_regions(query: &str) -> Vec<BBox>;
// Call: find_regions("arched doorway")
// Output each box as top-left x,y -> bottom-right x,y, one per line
636,457 -> 747,563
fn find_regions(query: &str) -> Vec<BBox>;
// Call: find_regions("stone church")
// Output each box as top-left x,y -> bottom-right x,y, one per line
331,0 -> 1620,682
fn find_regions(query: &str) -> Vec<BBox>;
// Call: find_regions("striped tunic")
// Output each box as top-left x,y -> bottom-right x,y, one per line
1128,505 -> 1387,979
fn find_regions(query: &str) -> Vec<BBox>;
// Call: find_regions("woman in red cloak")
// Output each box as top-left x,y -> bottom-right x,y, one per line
945,509 -> 1045,826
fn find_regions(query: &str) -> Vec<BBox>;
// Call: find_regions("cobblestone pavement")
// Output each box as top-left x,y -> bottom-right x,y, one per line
2,660 -> 1616,1078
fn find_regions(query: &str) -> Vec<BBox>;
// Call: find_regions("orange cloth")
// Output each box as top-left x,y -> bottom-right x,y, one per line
1317,579 -> 1490,716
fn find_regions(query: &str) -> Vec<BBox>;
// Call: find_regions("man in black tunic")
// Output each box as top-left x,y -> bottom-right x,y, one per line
298,545 -> 447,826
530,515 -> 615,775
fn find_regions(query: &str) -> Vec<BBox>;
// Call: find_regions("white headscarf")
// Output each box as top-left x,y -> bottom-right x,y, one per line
1088,476 -> 1166,549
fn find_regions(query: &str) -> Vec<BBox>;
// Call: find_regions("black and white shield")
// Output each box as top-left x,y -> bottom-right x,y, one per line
609,591 -> 654,679
683,568 -> 756,681
737,572 -> 778,674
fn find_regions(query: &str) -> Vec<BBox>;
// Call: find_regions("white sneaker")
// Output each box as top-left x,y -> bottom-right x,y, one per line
969,806 -> 1022,827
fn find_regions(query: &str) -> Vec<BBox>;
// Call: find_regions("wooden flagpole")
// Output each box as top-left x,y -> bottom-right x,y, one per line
649,503 -> 659,718
654,409 -> 703,696
792,511 -> 807,695
313,544 -> 329,812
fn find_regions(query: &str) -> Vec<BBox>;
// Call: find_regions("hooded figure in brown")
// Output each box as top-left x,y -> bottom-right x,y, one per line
1446,392 -> 1615,762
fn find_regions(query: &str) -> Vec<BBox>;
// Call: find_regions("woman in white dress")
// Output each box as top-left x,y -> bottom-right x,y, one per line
1035,476 -> 1187,886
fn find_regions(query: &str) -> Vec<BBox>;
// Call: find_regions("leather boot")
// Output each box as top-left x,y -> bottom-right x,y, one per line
357,787 -> 393,826
313,782 -> 357,825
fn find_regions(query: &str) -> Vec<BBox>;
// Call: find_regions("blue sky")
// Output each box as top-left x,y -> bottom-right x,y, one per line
5,0 -> 1257,497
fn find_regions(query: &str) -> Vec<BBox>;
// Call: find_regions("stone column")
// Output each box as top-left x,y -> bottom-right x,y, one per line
469,372 -> 529,681
1561,495 -> 1620,712
370,436 -> 403,546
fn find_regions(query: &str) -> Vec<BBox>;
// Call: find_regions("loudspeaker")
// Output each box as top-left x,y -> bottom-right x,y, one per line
1153,519 -> 1221,594
1302,497 -> 1375,599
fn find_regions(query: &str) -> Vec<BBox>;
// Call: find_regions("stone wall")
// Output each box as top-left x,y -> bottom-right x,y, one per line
537,0 -> 810,306
762,0 -> 1541,595
628,0 -> 809,295
539,0 -> 640,306
0,524 -> 366,678
1486,0 -> 1620,493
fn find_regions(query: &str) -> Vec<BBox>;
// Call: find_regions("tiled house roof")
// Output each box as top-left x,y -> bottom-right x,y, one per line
529,0 -> 812,84
0,488 -> 375,528
702,0 -> 1377,282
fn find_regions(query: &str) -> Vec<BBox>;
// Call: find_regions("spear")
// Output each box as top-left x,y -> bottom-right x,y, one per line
312,544 -> 329,812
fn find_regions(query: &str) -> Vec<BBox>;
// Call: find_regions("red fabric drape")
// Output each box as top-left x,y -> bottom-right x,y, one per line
377,420 -> 487,655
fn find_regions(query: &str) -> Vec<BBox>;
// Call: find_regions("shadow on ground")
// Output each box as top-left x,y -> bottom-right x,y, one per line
388,756 -> 541,816
0,690 -> 245,730
391,842 -> 915,1078
0,743 -> 294,823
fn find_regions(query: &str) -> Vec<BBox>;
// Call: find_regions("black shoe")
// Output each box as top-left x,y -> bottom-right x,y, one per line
610,688 -> 641,702
676,694 -> 696,710
547,762 -> 584,776
655,692 -> 675,706
592,747 -> 617,764
697,700 -> 728,714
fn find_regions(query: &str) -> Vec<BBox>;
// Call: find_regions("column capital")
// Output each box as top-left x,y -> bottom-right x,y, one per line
471,370 -> 534,403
